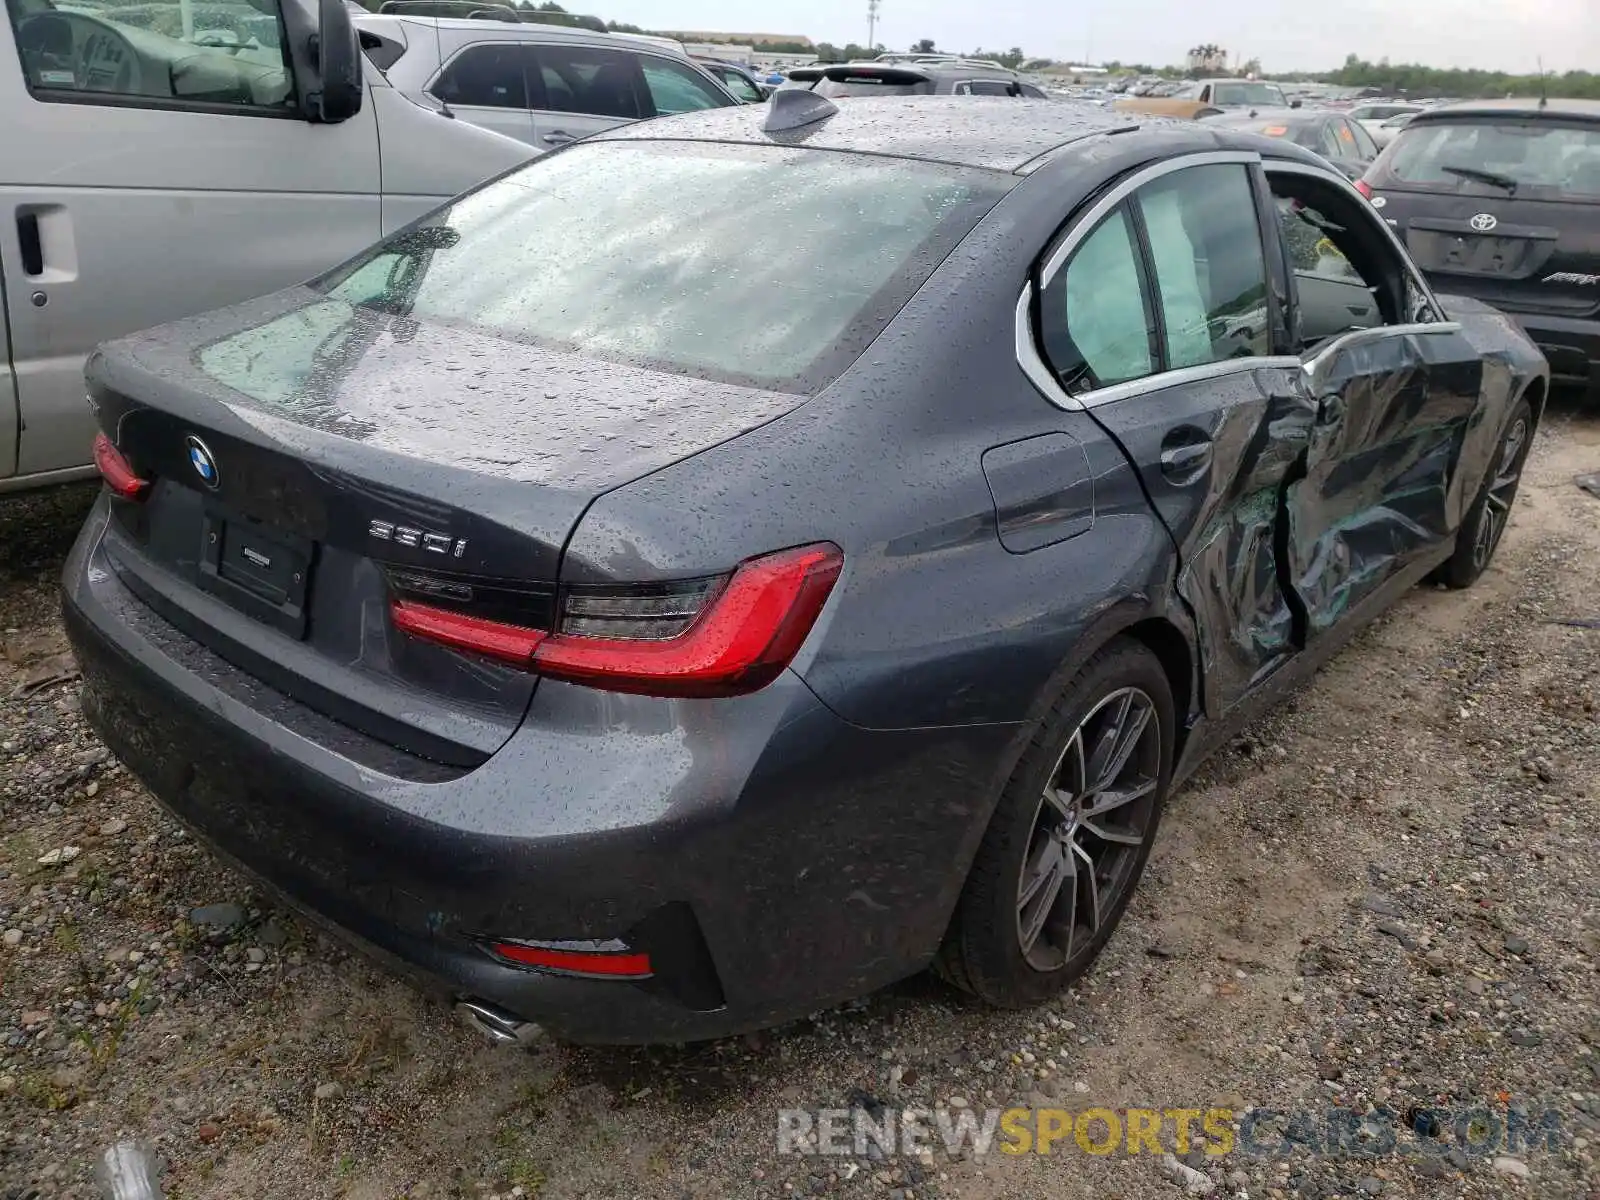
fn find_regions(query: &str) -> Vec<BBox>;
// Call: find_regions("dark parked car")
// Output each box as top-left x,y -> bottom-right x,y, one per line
783,60 -> 1034,98
1207,108 -> 1379,179
65,95 -> 1548,1045
1359,98 -> 1600,394
695,59 -> 770,103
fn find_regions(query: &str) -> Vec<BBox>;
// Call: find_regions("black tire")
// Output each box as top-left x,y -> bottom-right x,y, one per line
937,637 -> 1175,1007
1434,396 -> 1535,590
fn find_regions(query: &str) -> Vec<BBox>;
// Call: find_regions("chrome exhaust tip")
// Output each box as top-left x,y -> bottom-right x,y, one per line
455,999 -> 544,1048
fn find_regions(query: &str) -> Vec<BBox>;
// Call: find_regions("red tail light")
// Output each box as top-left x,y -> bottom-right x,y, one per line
489,941 -> 652,979
92,433 -> 149,499
1354,179 -> 1374,200
390,600 -> 546,667
389,542 -> 843,698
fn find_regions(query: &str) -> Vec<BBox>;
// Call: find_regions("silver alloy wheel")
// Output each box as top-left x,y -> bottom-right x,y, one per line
1015,686 -> 1161,972
1473,415 -> 1529,571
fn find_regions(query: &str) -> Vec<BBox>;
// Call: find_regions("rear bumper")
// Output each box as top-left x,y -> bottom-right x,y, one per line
1504,311 -> 1600,389
63,499 -> 1019,1043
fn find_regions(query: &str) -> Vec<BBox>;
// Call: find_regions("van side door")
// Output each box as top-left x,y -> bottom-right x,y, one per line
0,0 -> 381,484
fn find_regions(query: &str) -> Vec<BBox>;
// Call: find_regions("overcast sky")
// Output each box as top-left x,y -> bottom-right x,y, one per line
610,0 -> 1597,74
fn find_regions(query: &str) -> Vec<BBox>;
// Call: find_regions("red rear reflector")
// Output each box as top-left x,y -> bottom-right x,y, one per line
1262,125 -> 1289,136
531,542 -> 843,698
390,599 -> 546,666
1354,179 -> 1374,200
490,943 -> 652,978
92,432 -> 148,499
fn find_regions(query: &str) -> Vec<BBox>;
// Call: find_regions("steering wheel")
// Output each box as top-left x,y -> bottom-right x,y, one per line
17,12 -> 141,95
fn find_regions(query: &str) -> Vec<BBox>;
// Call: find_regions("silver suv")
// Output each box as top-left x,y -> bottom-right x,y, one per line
356,6 -> 739,151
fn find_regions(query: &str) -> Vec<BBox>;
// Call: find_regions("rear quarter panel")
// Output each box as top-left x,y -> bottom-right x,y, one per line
1437,294 -> 1552,495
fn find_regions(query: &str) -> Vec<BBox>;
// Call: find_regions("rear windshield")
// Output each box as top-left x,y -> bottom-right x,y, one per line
1212,82 -> 1287,107
813,77 -> 935,97
1385,118 -> 1600,200
313,141 -> 1008,393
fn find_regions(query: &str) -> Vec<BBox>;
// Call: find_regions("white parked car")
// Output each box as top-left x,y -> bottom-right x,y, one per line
1349,102 -> 1424,148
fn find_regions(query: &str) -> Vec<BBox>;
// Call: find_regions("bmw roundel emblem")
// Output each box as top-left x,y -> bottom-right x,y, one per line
186,435 -> 220,489
1469,212 -> 1498,233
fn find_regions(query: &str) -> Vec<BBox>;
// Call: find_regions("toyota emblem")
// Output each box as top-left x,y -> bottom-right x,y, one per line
1469,213 -> 1499,233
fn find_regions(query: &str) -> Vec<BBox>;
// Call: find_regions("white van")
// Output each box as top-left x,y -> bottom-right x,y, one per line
0,0 -> 534,492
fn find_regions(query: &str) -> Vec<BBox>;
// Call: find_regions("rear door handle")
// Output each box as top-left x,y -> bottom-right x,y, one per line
541,130 -> 575,145
1158,429 -> 1214,485
17,211 -> 43,276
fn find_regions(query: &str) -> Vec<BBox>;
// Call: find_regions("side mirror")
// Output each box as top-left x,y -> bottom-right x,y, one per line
283,0 -> 363,123
1291,98 -> 1303,109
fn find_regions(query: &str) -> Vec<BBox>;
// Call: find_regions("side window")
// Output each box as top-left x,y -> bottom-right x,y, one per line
432,44 -> 531,109
536,45 -> 644,119
1347,118 -> 1379,160
638,55 -> 732,115
713,67 -> 762,103
360,30 -> 406,73
1019,83 -> 1047,99
1317,121 -> 1345,160
8,0 -> 294,113
1039,205 -> 1157,392
959,79 -> 1015,97
1136,163 -> 1271,368
1268,172 -> 1425,343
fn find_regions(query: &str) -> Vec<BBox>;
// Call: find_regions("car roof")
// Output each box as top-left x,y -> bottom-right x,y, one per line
354,12 -> 683,54
591,95 -> 1334,176
1411,97 -> 1600,122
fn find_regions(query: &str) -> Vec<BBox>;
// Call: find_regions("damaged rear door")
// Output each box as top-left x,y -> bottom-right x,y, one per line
1034,153 -> 1316,719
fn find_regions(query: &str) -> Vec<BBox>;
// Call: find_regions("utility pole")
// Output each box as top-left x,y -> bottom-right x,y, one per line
867,0 -> 879,51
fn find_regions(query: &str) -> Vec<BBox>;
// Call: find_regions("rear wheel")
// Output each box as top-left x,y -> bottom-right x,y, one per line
1434,396 -> 1534,590
937,638 -> 1174,1007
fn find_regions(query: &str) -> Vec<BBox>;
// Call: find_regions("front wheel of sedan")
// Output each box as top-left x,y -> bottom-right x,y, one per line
937,638 -> 1174,1007
1434,395 -> 1535,590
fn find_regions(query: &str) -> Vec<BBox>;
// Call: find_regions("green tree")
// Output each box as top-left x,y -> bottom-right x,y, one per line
912,37 -> 936,54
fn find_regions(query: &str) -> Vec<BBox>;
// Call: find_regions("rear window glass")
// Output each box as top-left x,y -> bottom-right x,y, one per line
1211,82 -> 1287,107
312,141 -> 1009,393
1386,119 -> 1600,199
813,77 -> 935,97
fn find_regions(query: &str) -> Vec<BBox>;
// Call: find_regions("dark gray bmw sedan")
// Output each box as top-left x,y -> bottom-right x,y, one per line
64,94 -> 1548,1044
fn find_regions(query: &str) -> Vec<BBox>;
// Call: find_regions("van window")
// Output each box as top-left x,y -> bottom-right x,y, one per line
7,0 -> 294,113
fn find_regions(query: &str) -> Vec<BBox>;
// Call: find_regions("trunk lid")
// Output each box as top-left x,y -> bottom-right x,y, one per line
90,288 -> 803,764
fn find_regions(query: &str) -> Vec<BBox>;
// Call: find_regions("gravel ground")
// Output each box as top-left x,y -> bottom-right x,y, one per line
1,400 -> 1597,1200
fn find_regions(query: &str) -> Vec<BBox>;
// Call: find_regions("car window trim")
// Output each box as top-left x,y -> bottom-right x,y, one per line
1022,149 -> 1300,412
1263,159 -> 1450,323
1302,321 -> 1465,397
